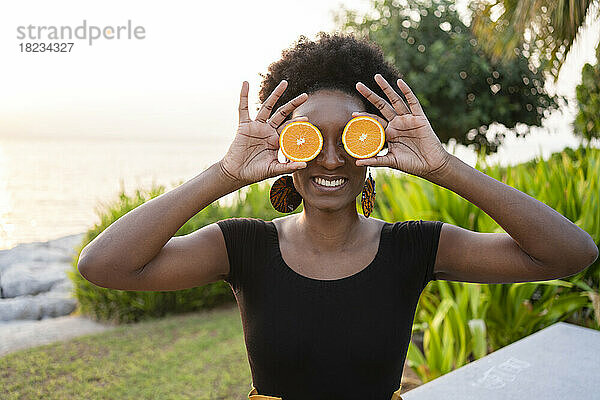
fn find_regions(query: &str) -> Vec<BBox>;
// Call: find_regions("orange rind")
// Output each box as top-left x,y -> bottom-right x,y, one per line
279,121 -> 323,162
342,116 -> 385,159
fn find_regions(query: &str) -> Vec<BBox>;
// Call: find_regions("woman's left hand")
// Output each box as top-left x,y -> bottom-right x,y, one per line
353,74 -> 451,179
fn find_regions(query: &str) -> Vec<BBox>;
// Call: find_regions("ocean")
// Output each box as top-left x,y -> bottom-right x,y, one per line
0,118 -> 591,250
0,134 -> 232,250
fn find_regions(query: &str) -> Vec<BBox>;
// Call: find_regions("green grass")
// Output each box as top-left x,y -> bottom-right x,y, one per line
0,304 -> 253,400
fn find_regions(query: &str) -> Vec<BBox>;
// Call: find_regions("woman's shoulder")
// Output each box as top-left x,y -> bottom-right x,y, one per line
387,219 -> 444,246
217,216 -> 267,225
388,218 -> 442,228
216,216 -> 270,234
216,217 -> 275,252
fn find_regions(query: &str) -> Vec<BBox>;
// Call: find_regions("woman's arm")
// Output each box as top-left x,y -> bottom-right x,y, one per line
77,161 -> 244,287
353,74 -> 597,283
78,80 -> 309,290
427,154 -> 598,282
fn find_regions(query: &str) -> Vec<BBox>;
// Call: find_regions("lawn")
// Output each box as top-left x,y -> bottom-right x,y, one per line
0,304 -> 253,400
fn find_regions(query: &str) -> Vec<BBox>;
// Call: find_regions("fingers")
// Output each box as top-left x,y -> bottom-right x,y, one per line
271,160 -> 307,176
351,111 -> 388,129
268,92 -> 309,129
238,81 -> 250,124
355,82 -> 397,121
374,74 -> 411,115
276,115 -> 309,134
355,153 -> 392,167
256,80 -> 288,123
396,78 -> 424,116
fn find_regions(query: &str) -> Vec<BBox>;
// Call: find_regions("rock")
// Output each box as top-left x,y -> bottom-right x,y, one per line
0,233 -> 84,274
0,233 -> 84,322
50,279 -> 74,293
1,261 -> 72,298
0,247 -> 72,273
47,233 -> 85,256
0,291 -> 76,321
38,291 -> 77,318
0,296 -> 42,321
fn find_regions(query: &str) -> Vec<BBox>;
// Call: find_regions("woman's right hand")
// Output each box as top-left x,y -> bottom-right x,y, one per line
219,80 -> 309,186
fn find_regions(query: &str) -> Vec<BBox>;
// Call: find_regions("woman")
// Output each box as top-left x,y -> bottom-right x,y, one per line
77,33 -> 598,400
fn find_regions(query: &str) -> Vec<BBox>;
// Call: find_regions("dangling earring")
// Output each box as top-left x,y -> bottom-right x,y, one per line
361,168 -> 376,218
270,175 -> 302,213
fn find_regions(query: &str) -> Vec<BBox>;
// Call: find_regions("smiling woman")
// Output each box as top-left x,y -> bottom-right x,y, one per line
77,32 -> 598,400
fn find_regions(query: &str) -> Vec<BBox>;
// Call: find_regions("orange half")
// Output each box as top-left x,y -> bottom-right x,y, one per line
342,116 -> 385,159
279,121 -> 323,162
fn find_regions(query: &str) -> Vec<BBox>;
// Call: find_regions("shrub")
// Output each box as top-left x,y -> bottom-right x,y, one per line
69,181 -> 301,323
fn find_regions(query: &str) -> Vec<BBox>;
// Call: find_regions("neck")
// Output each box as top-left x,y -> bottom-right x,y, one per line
296,203 -> 363,253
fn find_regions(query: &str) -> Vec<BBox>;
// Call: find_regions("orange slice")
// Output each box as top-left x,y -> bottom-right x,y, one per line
342,116 -> 385,159
279,121 -> 323,162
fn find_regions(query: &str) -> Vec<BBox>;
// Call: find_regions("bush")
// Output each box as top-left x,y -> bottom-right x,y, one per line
69,181 -> 301,324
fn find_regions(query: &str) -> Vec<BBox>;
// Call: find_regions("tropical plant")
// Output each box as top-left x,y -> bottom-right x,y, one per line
336,0 -> 561,154
407,281 -> 489,382
484,280 -> 591,349
470,0 -> 600,81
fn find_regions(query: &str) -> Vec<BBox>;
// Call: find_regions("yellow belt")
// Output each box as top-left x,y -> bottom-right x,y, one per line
248,383 -> 404,399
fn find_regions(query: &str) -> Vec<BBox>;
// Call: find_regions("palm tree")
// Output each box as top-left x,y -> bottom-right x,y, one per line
471,0 -> 599,81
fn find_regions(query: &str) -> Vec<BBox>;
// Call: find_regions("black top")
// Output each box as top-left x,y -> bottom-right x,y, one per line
216,217 -> 444,400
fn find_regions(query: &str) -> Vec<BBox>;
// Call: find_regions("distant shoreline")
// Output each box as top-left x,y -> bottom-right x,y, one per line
0,232 -> 86,254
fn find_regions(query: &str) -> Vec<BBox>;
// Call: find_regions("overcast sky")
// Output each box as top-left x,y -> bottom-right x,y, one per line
1,0 -> 598,141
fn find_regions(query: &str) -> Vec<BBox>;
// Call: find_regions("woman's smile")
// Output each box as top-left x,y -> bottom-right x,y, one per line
311,176 -> 349,192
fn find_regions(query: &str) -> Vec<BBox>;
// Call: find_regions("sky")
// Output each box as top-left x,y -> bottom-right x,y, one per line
0,0 -> 598,143
0,0 -> 371,141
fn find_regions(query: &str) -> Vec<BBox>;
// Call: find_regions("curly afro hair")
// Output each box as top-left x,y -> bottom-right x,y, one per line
258,32 -> 403,122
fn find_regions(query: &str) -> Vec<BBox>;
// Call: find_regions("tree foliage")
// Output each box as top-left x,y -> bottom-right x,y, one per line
336,0 -> 561,154
574,44 -> 600,143
470,0 -> 599,82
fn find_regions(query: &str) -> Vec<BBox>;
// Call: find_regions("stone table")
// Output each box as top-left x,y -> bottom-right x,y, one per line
402,322 -> 600,400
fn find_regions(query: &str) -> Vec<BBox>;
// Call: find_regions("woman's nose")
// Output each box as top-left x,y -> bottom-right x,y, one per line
315,140 -> 345,169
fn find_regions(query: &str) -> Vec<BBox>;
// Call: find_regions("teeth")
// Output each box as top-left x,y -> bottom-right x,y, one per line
314,177 -> 346,187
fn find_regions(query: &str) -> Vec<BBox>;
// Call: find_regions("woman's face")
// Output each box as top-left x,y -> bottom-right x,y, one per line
289,89 -> 368,212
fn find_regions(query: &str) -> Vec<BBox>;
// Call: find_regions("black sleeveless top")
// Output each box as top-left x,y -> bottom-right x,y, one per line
216,217 -> 443,400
